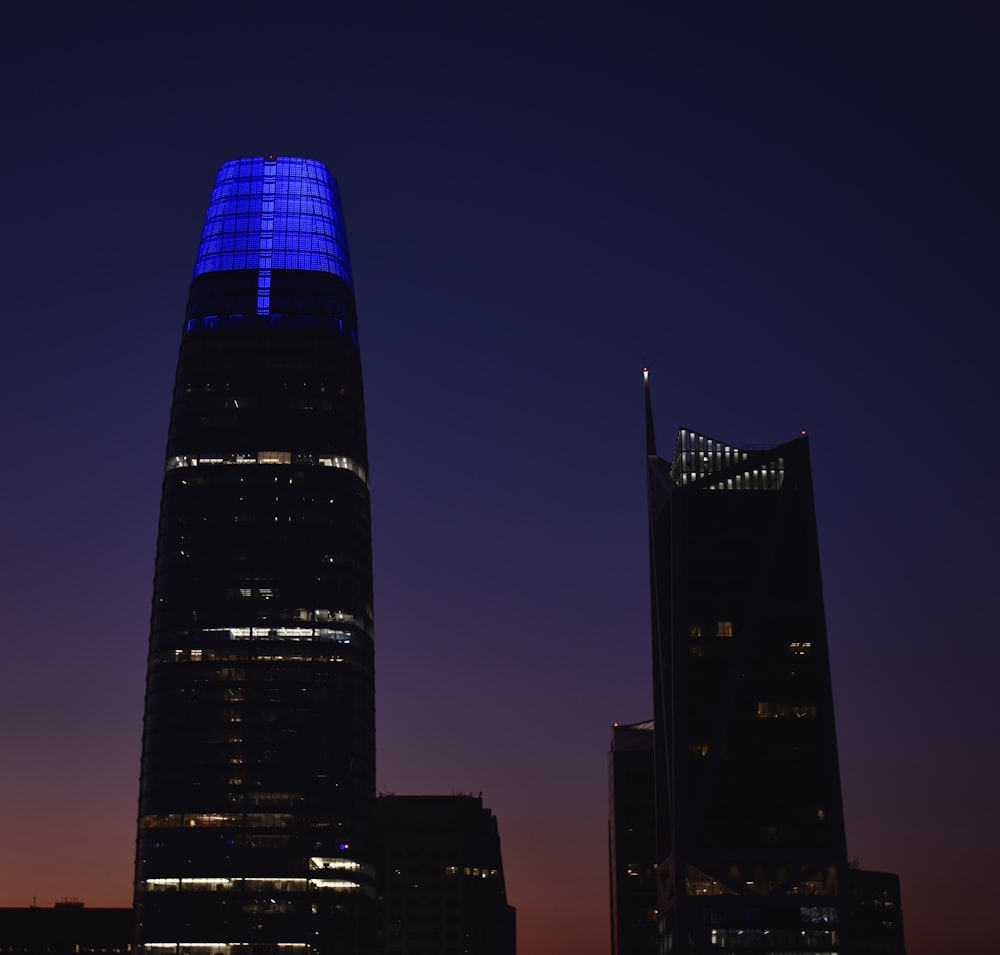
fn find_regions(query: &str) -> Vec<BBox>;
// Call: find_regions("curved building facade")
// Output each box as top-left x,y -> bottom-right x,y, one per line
135,157 -> 376,955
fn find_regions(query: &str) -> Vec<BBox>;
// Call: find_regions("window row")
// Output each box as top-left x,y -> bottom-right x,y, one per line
142,812 -> 297,829
166,451 -> 367,485
756,702 -> 818,719
688,621 -> 734,638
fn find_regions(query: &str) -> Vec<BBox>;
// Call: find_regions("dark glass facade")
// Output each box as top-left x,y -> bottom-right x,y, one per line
374,796 -> 516,955
645,376 -> 850,954
135,157 -> 376,955
608,721 -> 657,955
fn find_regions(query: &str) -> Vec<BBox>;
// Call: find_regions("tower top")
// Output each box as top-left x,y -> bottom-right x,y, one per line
193,156 -> 353,288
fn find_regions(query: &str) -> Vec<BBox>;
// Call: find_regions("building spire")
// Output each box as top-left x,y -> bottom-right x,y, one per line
643,367 -> 657,456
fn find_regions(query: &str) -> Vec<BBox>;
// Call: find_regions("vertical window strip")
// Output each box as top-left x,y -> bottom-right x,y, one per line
257,160 -> 277,315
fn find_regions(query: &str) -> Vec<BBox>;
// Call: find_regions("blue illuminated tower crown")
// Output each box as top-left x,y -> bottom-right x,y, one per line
183,156 -> 357,336
135,157 -> 376,955
194,156 -> 353,300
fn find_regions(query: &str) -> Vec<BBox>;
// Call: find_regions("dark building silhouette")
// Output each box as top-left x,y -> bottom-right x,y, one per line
605,723 -> 906,955
0,902 -> 131,955
375,796 -> 515,955
642,371 -> 904,954
135,157 -> 376,954
608,721 -> 657,955
843,870 -> 905,954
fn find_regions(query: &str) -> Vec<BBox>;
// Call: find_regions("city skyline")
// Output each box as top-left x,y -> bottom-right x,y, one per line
2,5 -> 997,955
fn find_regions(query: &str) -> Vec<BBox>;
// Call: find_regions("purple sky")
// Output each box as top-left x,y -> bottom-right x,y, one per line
1,4 -> 997,953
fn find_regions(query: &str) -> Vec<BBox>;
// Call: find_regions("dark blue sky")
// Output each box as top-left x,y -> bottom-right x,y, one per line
1,3 -> 997,952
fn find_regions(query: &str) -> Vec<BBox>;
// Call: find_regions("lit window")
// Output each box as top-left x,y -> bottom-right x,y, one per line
688,624 -> 703,638
716,621 -> 733,638
310,857 -> 361,871
187,813 -> 239,827
309,878 -> 361,892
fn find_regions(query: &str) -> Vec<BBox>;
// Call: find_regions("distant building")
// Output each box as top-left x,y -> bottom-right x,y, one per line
844,869 -> 906,954
641,371 -> 905,954
608,720 -> 657,955
375,796 -> 515,955
0,902 -> 131,955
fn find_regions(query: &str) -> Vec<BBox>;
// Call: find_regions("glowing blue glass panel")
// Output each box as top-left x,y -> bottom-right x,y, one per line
193,156 -> 353,292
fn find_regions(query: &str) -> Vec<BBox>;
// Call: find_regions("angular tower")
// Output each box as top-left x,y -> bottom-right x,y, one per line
135,157 -> 376,955
644,373 -> 849,953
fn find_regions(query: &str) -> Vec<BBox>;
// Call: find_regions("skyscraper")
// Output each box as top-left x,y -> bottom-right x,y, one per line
644,373 -> 849,953
135,157 -> 376,955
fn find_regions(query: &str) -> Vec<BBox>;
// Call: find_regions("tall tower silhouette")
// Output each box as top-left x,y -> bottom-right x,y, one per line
644,371 -> 849,953
134,157 -> 376,954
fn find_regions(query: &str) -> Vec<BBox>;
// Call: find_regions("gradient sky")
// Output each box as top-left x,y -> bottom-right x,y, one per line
1,3 -> 997,953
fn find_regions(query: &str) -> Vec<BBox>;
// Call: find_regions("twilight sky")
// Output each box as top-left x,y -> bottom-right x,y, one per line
1,3 -> 997,953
